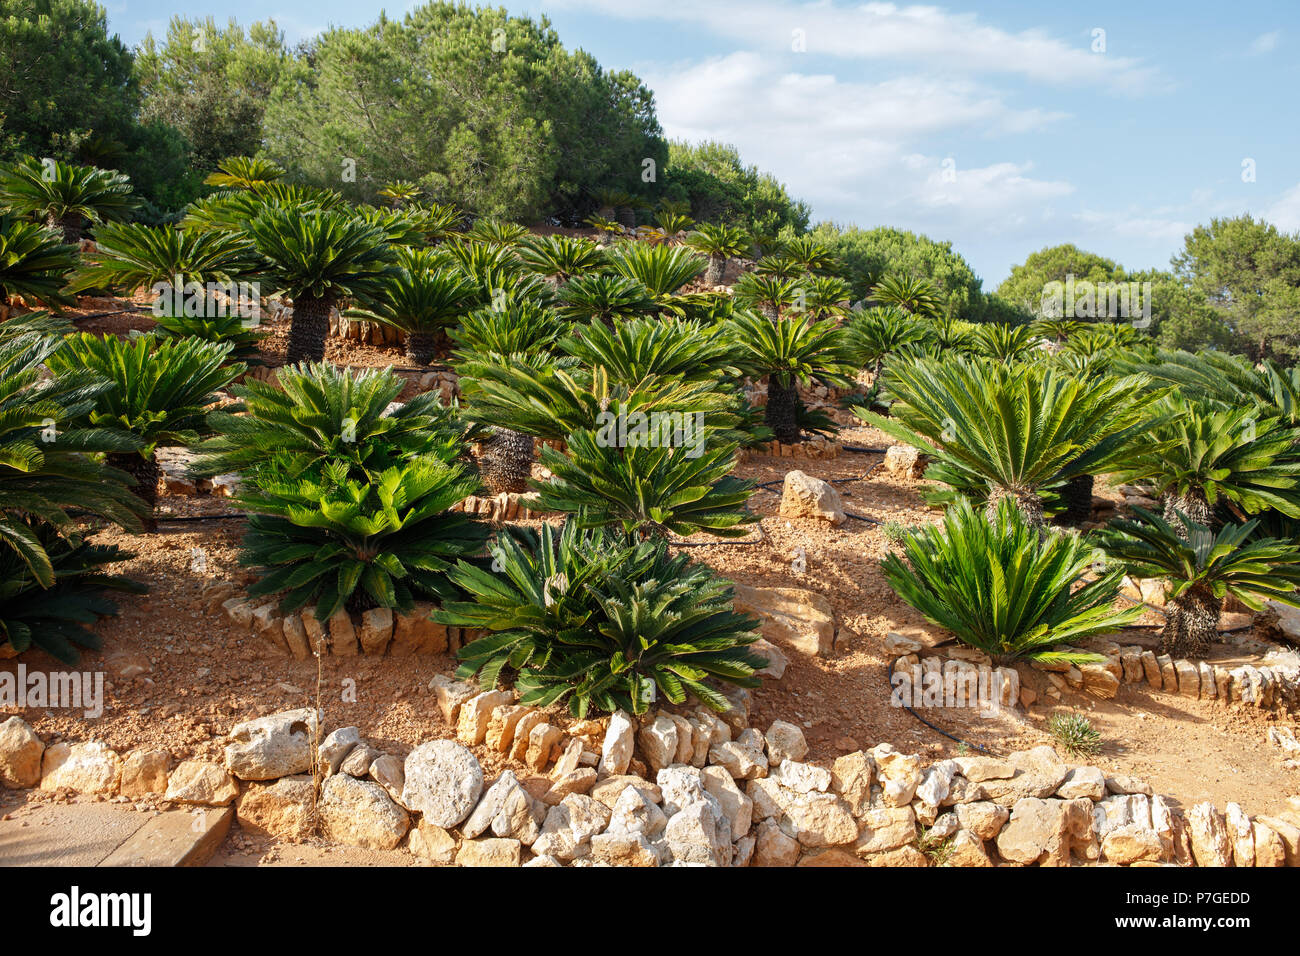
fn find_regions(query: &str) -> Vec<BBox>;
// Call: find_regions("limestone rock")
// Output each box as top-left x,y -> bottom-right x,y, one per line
224,708 -> 317,781
1058,766 -> 1106,801
778,469 -> 846,525
830,751 -> 874,816
165,759 -> 239,806
429,674 -> 476,725
408,820 -> 457,864
0,716 -> 44,789
485,704 -> 531,754
589,831 -> 661,867
391,603 -> 448,655
319,774 -> 409,850
638,715 -> 679,774
753,818 -> 801,867
1225,802 -> 1255,868
955,801 -> 1010,841
590,775 -> 662,808
119,749 -> 170,797
748,777 -> 858,847
1186,802 -> 1234,867
765,720 -> 808,765
701,765 -> 753,840
883,444 -> 923,479
455,837 -> 521,867
401,739 -> 483,827
607,783 -> 668,838
317,726 -> 361,777
359,606 -> 393,655
599,710 -> 635,776
531,793 -> 611,862
995,797 -> 1094,866
872,743 -> 922,807
945,829 -> 993,867
456,689 -> 512,747
39,741 -> 121,794
664,799 -> 731,866
368,753 -> 404,800
236,775 -> 315,842
731,583 -> 836,658
524,722 -> 563,772
1102,823 -> 1163,864
339,744 -> 377,778
853,806 -> 917,855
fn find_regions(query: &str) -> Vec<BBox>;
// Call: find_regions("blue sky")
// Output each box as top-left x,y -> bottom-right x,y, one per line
105,1 -> 1300,287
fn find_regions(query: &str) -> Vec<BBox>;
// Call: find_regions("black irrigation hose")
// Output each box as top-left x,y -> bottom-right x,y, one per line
887,652 -> 1004,757
841,445 -> 888,455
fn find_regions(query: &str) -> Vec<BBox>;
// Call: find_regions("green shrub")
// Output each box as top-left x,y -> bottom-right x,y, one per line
881,496 -> 1140,662
437,520 -> 765,716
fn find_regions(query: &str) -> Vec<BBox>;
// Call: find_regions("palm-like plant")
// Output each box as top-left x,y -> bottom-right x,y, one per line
465,219 -> 529,248
346,261 -> 479,365
727,309 -> 853,444
517,234 -> 606,286
239,457 -> 488,619
0,523 -> 144,664
802,275 -> 853,321
653,209 -> 694,242
973,322 -> 1037,363
751,255 -> 803,281
438,520 -> 765,716
193,363 -> 466,485
559,317 -> 737,387
0,217 -> 77,307
584,214 -> 623,246
377,180 -> 422,208
1029,317 -> 1088,345
0,157 -> 136,243
605,243 -> 705,300
686,223 -> 750,286
859,356 -> 1158,527
246,207 -> 397,364
1119,349 -> 1300,424
203,156 -> 286,191
67,222 -> 253,295
556,273 -> 656,325
152,311 -> 267,366
842,306 -> 926,379
0,315 -> 145,582
883,496 -> 1139,663
47,333 -> 240,528
451,303 -> 565,358
870,274 -> 942,318
1110,397 -> 1300,527
733,272 -> 799,321
782,236 -> 837,275
1103,509 -> 1300,658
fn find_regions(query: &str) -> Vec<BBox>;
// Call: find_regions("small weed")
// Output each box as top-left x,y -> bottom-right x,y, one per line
1048,710 -> 1102,757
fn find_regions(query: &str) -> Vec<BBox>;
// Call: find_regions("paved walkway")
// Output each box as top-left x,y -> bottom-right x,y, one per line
0,800 -> 231,867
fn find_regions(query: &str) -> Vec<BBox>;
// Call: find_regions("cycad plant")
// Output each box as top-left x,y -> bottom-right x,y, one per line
0,523 -> 144,664
438,519 -> 766,716
782,236 -> 837,275
605,243 -> 705,300
802,275 -> 853,321
973,322 -> 1037,363
860,356 -> 1157,527
870,274 -> 942,318
517,234 -> 605,286
559,317 -> 737,387
883,496 -> 1140,662
1103,509 -> 1300,658
238,457 -> 488,619
843,306 -> 926,379
67,221 -> 253,295
246,207 -> 396,363
537,428 -> 756,539
686,223 -> 750,286
1110,396 -> 1300,527
193,362 -> 467,484
451,303 -> 565,358
377,179 -> 422,208
0,315 -> 145,582
0,216 -> 77,307
203,156 -> 286,191
0,157 -> 136,243
727,309 -> 853,444
346,259 -> 479,365
465,219 -> 529,248
751,255 -> 803,280
556,273 -> 656,325
48,333 -> 240,529
733,272 -> 798,321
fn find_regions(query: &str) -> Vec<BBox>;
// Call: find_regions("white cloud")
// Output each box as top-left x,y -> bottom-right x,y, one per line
1250,31 -> 1281,54
1265,183 -> 1300,233
554,0 -> 1166,93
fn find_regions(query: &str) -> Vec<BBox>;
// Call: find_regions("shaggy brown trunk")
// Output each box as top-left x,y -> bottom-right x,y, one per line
1162,583 -> 1219,659
986,485 -> 1045,529
704,256 -> 726,286
286,295 -> 334,365
108,453 -> 159,533
615,206 -> 636,229
478,428 -> 535,494
1163,489 -> 1211,530
760,302 -> 780,322
765,376 -> 801,445
1060,473 -> 1094,526
48,212 -> 83,245
406,331 -> 438,366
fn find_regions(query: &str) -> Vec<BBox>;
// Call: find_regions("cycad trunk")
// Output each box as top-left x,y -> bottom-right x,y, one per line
107,452 -> 159,534
286,295 -> 333,365
986,485 -> 1045,528
704,256 -> 726,286
1163,488 -> 1211,529
405,331 -> 438,366
1060,473 -> 1094,526
1162,583 -> 1218,659
48,212 -> 83,245
760,302 -> 780,322
765,376 -> 801,445
478,428 -> 535,494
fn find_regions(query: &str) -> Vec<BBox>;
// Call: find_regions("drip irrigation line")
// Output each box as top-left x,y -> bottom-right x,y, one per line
887,653 -> 1004,757
841,445 -> 888,454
